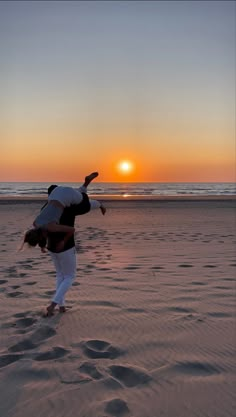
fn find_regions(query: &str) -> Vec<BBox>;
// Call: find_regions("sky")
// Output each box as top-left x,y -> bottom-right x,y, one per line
0,0 -> 235,182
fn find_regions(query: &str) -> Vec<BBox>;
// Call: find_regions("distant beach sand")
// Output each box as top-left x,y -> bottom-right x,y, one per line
0,199 -> 235,417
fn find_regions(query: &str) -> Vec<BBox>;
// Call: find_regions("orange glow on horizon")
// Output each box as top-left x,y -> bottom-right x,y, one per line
1,130 -> 235,182
0,157 -> 235,183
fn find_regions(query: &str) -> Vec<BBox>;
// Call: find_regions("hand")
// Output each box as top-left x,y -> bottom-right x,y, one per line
100,205 -> 106,215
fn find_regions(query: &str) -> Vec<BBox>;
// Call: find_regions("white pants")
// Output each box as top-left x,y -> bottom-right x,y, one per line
49,247 -> 77,306
48,185 -> 102,208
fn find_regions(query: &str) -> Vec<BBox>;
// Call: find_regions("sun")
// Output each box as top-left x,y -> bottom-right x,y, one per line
117,160 -> 134,176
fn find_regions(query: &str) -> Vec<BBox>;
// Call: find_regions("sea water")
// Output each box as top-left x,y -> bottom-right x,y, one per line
0,182 -> 235,197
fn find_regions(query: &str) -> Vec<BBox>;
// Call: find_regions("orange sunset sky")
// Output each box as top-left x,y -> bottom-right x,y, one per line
1,1 -> 235,183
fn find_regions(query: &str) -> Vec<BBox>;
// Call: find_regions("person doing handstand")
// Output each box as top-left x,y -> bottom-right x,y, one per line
23,172 -> 106,252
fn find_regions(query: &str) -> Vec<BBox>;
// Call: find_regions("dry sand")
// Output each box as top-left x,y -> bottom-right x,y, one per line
0,199 -> 235,417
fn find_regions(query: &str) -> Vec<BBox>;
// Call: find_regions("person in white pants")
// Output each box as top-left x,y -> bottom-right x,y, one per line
49,246 -> 77,309
43,173 -> 106,316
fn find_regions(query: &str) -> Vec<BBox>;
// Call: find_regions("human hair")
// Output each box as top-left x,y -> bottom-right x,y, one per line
24,228 -> 47,249
48,184 -> 58,195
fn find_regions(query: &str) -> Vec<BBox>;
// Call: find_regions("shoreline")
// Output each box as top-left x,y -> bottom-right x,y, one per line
0,194 -> 235,203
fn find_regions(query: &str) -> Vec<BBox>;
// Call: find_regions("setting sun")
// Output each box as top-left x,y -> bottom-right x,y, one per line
117,160 -> 135,176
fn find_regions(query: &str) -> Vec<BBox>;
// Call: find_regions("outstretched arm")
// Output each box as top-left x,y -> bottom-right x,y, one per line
89,199 -> 106,215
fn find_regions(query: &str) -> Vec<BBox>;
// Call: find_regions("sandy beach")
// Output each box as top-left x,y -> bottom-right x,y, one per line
0,198 -> 235,417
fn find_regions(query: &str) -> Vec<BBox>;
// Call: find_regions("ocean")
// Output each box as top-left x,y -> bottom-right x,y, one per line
0,182 -> 235,197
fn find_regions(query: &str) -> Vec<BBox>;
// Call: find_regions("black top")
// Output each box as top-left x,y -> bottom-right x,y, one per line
46,192 -> 91,253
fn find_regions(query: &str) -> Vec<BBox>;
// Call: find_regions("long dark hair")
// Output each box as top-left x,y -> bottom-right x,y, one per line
24,228 -> 47,248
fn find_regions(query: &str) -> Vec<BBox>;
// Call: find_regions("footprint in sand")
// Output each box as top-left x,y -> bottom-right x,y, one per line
81,340 -> 123,360
31,325 -> 57,344
0,354 -> 24,369
124,265 -> 140,270
108,364 -> 152,388
1,321 -> 17,329
112,278 -> 127,282
171,360 -> 220,377
178,264 -> 194,268
104,398 -> 130,416
8,325 -> 56,353
34,346 -> 69,361
191,281 -> 207,286
9,339 -> 38,352
18,263 -> 33,270
85,264 -> 96,270
151,266 -> 164,270
207,312 -> 232,318
3,317 -> 36,331
79,361 -> 103,380
222,277 -> 235,281
4,267 -> 17,274
98,267 -> 112,271
204,264 -> 217,268
168,306 -> 195,314
125,307 -> 146,313
7,291 -> 24,298
15,317 -> 37,328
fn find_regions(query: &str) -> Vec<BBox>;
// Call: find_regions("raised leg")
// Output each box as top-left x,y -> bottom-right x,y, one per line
83,172 -> 99,188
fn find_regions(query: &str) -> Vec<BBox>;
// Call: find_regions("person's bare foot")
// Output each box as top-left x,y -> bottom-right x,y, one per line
44,302 -> 57,317
59,306 -> 66,313
100,205 -> 106,215
84,172 -> 99,187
